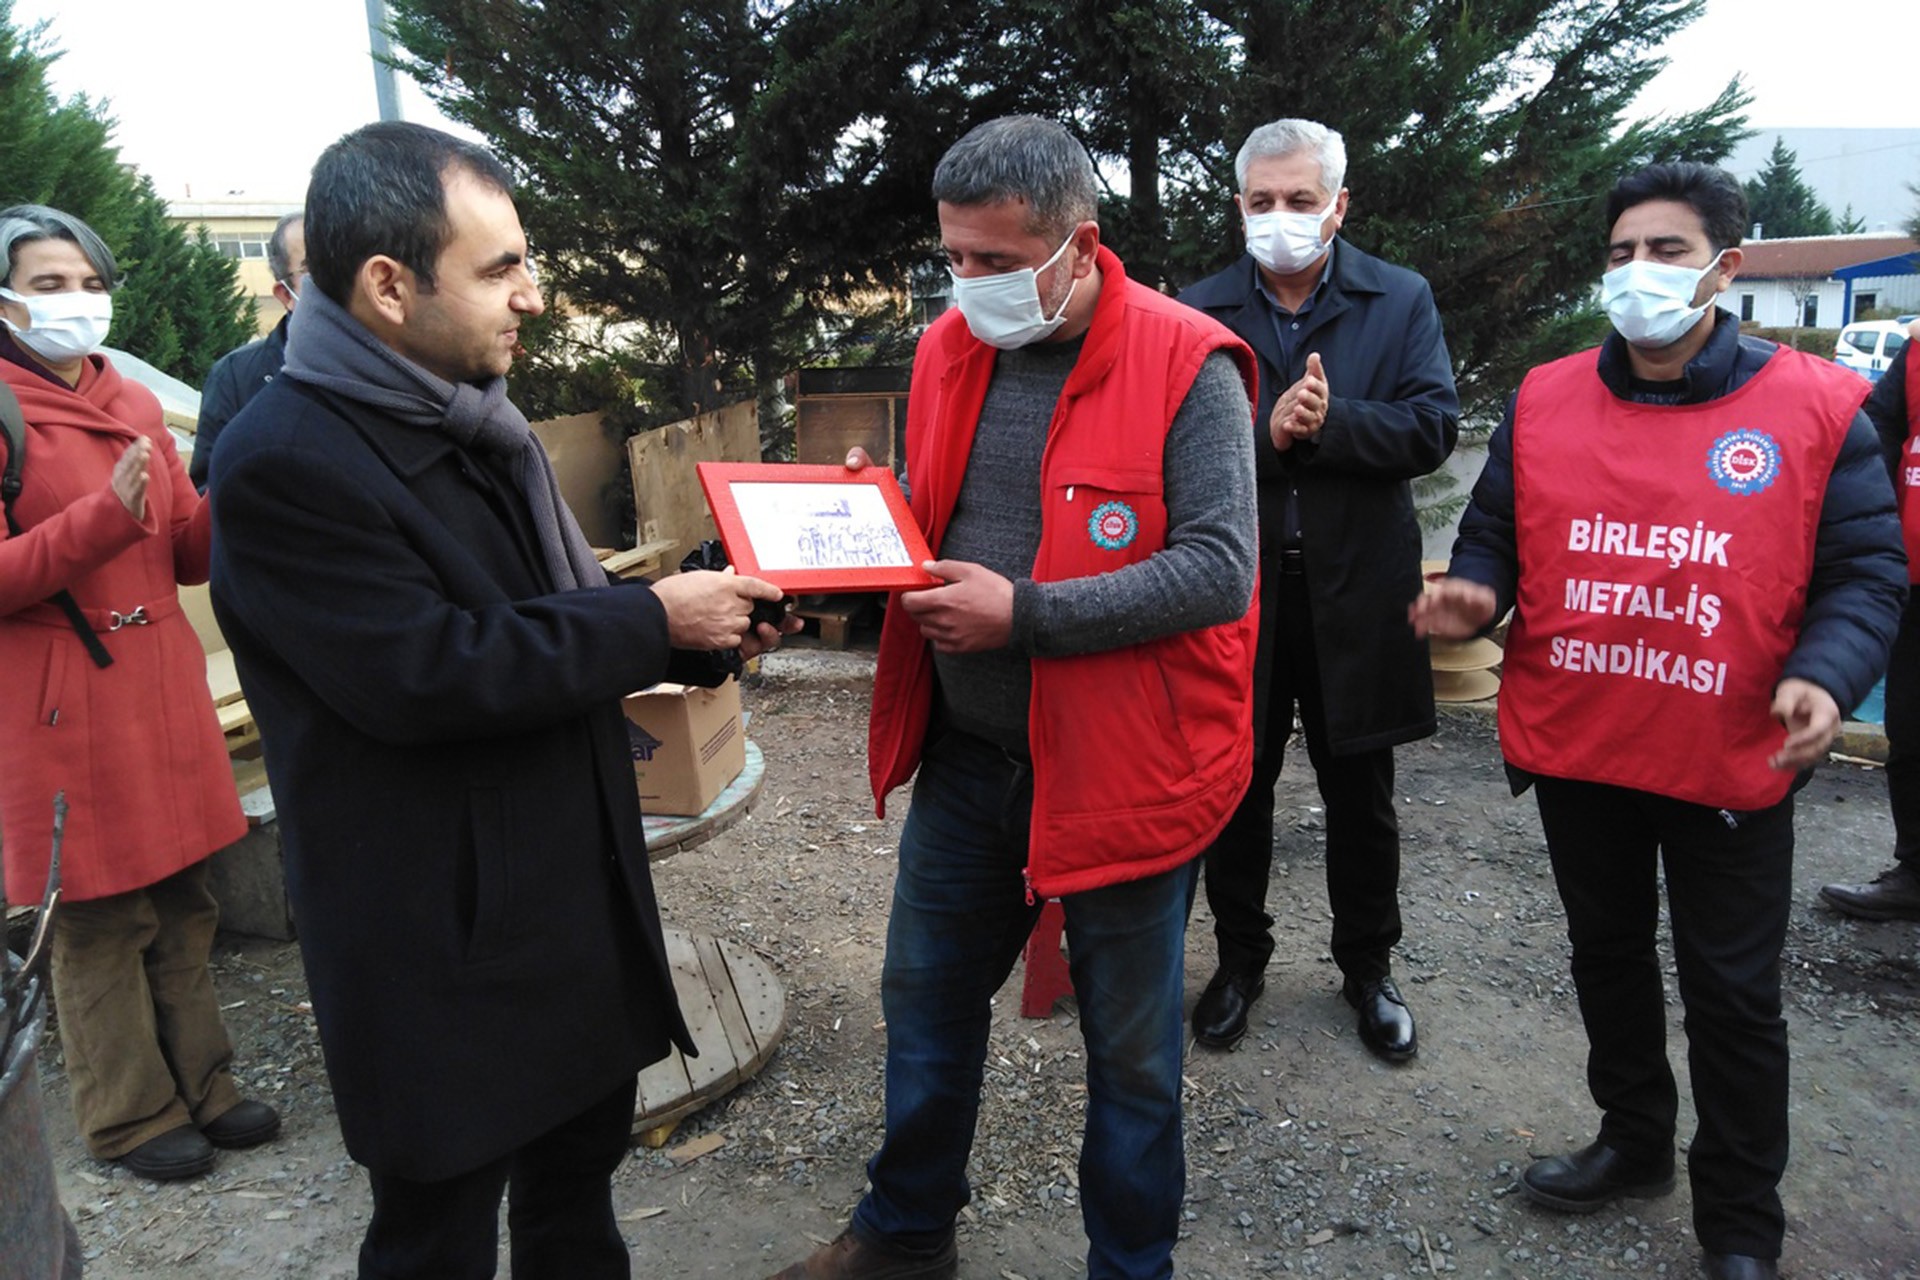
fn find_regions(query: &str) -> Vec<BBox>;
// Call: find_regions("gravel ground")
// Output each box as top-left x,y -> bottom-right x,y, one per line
25,643 -> 1920,1278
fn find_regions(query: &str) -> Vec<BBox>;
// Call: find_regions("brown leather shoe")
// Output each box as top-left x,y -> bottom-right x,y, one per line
1819,863 -> 1920,921
764,1229 -> 957,1279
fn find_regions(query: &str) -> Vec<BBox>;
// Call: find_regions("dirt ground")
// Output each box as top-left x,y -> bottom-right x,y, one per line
30,643 -> 1920,1279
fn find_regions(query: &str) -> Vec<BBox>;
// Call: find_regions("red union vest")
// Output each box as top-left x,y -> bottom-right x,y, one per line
1500,345 -> 1866,810
867,246 -> 1259,897
1897,343 -> 1920,583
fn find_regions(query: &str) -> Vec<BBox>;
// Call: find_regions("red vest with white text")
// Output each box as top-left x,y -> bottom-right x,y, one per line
1500,345 -> 1866,810
867,246 -> 1258,897
1897,342 -> 1920,582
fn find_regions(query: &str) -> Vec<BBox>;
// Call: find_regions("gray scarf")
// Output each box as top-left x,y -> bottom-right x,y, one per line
280,285 -> 603,592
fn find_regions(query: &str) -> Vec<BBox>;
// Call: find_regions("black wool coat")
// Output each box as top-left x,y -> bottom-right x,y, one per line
209,378 -> 702,1182
1179,244 -> 1461,756
190,313 -> 287,492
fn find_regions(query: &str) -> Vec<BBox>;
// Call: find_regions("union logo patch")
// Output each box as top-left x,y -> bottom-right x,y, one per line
1706,429 -> 1781,496
1088,500 -> 1139,550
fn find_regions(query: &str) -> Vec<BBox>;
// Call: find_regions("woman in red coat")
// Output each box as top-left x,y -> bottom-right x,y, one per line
0,205 -> 278,1181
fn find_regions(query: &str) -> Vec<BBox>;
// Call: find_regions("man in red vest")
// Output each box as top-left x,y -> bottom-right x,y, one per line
767,116 -> 1259,1280
1820,316 -> 1920,920
1411,163 -> 1904,1280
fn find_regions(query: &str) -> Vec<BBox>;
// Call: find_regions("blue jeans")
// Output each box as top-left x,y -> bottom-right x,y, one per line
852,728 -> 1194,1280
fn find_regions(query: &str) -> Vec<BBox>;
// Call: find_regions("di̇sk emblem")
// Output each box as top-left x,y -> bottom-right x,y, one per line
1088,500 -> 1139,550
1706,428 -> 1781,496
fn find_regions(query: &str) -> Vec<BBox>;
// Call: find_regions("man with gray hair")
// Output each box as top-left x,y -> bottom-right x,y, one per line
189,211 -> 303,490
1179,118 -> 1459,1061
768,115 -> 1259,1280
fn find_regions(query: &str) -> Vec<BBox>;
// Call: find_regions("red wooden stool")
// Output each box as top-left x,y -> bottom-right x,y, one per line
1020,899 -> 1073,1017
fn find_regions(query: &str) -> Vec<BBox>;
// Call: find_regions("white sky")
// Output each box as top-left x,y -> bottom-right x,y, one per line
12,0 -> 1920,204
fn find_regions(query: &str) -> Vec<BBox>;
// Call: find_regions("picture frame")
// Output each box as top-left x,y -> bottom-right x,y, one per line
695,462 -> 942,593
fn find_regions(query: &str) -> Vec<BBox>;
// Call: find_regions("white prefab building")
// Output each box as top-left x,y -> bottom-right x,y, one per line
1731,235 -> 1920,328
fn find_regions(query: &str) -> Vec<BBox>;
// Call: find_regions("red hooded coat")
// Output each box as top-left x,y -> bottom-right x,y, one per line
0,354 -> 244,903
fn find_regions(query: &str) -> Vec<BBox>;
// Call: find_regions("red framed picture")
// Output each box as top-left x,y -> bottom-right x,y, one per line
695,462 -> 942,593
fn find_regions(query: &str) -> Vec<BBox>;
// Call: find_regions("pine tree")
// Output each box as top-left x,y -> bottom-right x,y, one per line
1742,136 -> 1836,239
1042,0 -> 1235,290
0,3 -> 137,247
385,0 -> 1027,427
0,0 -> 256,385
169,223 -> 257,382
381,0 -> 1747,443
1836,204 -> 1865,235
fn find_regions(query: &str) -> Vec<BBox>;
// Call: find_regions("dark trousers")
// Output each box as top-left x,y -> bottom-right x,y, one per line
1533,776 -> 1793,1259
1883,592 -> 1920,867
357,1077 -> 638,1279
1202,569 -> 1401,981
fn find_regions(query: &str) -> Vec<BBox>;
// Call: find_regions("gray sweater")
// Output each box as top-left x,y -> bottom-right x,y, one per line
933,343 -> 1258,754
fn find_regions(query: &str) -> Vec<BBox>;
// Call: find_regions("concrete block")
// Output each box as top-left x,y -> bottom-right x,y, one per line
209,783 -> 295,942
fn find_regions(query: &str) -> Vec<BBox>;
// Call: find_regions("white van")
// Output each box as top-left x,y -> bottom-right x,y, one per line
1833,320 -> 1910,381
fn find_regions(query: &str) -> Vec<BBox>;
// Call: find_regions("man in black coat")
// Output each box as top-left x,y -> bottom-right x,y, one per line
1178,118 -> 1459,1060
190,211 -> 303,492
208,123 -> 792,1279
1821,317 -> 1920,921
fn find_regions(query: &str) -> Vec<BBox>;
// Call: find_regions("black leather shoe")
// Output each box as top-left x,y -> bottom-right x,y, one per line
201,1099 -> 281,1149
1192,966 -> 1265,1049
117,1124 -> 215,1181
1819,863 -> 1920,920
1701,1253 -> 1778,1280
1520,1140 -> 1675,1212
1342,975 -> 1417,1062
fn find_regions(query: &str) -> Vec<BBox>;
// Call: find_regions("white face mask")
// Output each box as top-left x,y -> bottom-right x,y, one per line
1243,197 -> 1336,275
1,287 -> 113,363
1600,252 -> 1724,349
949,231 -> 1078,350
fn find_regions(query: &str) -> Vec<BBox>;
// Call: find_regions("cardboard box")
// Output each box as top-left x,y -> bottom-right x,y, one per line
622,679 -> 745,816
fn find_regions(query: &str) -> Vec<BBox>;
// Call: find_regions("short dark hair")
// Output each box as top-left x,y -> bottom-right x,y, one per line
267,212 -> 304,283
931,116 -> 1097,243
0,204 -> 118,290
1604,162 -> 1748,253
304,121 -> 514,304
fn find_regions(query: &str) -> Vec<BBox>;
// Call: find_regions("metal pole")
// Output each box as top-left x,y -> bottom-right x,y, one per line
365,0 -> 403,122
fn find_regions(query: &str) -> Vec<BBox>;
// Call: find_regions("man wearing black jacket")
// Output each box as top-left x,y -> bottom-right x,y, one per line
210,123 -> 793,1279
1821,317 -> 1920,920
1178,118 -> 1459,1060
190,212 -> 302,491
1414,162 -> 1904,1280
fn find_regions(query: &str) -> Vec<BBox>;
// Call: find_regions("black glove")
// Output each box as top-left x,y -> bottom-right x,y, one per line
681,540 -> 790,630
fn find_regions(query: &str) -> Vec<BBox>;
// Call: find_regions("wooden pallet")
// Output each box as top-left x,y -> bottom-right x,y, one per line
791,595 -> 873,648
205,649 -> 259,754
595,538 -> 678,581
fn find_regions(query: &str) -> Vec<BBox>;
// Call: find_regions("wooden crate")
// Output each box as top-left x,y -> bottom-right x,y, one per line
626,401 -> 761,575
793,366 -> 909,471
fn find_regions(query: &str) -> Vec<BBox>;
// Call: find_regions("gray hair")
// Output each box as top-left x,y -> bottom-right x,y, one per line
267,212 -> 304,283
0,204 -> 118,290
931,116 -> 1097,242
1235,119 -> 1347,198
